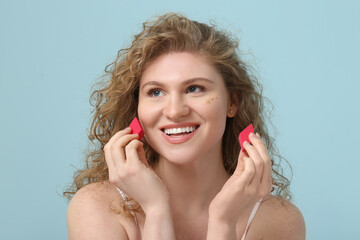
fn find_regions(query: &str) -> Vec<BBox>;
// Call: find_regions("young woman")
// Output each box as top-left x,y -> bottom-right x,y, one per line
65,13 -> 305,240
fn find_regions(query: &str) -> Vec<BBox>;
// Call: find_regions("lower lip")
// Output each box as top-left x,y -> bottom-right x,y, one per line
161,128 -> 199,144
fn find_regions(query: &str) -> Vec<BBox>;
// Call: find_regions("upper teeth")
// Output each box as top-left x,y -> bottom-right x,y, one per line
164,126 -> 196,135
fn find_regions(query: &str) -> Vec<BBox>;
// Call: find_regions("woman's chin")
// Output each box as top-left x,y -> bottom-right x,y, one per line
158,152 -> 202,166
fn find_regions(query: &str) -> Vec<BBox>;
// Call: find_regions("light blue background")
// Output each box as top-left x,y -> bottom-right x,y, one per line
1,0 -> 359,239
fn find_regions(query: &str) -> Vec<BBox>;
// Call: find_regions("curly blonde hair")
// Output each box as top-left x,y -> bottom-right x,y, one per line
64,12 -> 292,216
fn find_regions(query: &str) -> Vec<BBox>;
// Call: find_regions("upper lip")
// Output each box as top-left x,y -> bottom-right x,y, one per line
160,122 -> 200,131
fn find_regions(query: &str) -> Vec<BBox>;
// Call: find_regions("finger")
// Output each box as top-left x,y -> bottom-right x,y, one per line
125,139 -> 144,166
261,158 -> 273,193
137,142 -> 150,168
238,155 -> 256,185
249,133 -> 272,189
104,147 -> 115,174
233,150 -> 246,176
243,140 -> 263,184
104,145 -> 120,185
110,133 -> 140,166
104,131 -> 132,172
249,133 -> 271,168
105,127 -> 132,147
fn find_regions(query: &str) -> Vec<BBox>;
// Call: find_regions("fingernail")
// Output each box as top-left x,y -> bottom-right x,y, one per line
256,132 -> 261,137
243,140 -> 249,145
249,132 -> 255,137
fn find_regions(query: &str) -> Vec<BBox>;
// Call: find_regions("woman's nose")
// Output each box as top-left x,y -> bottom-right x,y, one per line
163,95 -> 190,120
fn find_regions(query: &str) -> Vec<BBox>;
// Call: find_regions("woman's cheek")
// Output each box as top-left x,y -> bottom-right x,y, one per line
204,93 -> 219,104
200,93 -> 228,118
138,100 -> 160,131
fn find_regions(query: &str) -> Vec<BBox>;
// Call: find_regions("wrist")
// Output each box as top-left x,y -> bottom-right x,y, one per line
208,215 -> 237,230
142,201 -> 176,240
207,217 -> 237,240
144,201 -> 172,218
141,190 -> 170,214
208,207 -> 237,228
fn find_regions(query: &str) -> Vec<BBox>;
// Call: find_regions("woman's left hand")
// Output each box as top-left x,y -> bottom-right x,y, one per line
208,132 -> 273,227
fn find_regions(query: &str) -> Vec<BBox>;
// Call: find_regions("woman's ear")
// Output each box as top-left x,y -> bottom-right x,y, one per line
227,92 -> 239,118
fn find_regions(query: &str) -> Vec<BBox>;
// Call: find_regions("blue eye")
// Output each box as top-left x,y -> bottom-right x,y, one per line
147,89 -> 164,97
187,85 -> 204,93
153,90 -> 161,96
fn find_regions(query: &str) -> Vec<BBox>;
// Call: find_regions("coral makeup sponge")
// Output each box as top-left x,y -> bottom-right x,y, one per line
238,124 -> 254,152
129,117 -> 145,140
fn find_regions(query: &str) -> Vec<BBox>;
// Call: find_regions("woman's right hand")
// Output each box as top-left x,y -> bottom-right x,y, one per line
104,127 -> 169,213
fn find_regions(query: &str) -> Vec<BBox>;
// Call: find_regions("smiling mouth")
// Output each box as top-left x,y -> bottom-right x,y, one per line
161,125 -> 200,136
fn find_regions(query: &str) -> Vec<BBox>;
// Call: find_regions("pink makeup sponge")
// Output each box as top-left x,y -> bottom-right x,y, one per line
129,117 -> 145,140
238,124 -> 254,152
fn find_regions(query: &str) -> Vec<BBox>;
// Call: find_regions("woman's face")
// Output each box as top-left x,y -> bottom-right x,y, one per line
138,52 -> 231,164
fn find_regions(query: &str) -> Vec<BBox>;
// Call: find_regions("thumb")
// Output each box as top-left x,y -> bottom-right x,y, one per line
234,151 -> 245,176
137,142 -> 151,168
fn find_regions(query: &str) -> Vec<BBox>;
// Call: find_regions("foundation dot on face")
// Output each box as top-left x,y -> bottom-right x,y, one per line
206,94 -> 220,104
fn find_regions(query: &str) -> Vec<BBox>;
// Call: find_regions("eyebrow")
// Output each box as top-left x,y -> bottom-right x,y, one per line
141,78 -> 215,90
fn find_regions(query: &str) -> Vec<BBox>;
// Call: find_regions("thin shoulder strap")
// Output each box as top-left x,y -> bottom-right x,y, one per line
115,187 -> 139,227
241,200 -> 262,240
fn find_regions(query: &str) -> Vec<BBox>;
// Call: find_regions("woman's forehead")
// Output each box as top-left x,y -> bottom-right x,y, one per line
139,52 -> 223,86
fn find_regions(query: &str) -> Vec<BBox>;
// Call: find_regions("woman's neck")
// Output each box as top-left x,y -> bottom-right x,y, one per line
153,150 -> 230,216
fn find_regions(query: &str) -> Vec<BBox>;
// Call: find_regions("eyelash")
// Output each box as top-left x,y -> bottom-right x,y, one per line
146,85 -> 206,97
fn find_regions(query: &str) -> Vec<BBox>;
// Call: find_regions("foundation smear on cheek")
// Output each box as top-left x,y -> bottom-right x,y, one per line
206,94 -> 219,104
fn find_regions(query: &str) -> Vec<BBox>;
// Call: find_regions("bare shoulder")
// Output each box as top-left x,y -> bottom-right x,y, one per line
67,181 -> 129,240
249,195 -> 306,240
